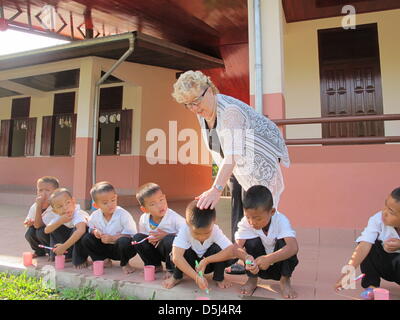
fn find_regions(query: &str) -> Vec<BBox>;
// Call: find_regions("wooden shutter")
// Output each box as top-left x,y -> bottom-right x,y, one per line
0,119 -> 11,157
119,109 -> 133,154
41,116 -> 54,156
24,117 -> 37,156
70,114 -> 77,156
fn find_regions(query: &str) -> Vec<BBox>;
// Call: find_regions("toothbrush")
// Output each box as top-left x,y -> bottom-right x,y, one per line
195,260 -> 210,295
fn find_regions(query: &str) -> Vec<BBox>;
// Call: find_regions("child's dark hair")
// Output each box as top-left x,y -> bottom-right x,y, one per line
243,185 -> 274,211
90,181 -> 116,202
37,176 -> 59,189
391,187 -> 400,203
185,200 -> 216,229
136,183 -> 161,206
49,188 -> 73,205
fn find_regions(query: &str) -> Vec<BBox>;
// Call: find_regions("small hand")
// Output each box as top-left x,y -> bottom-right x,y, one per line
195,258 -> 208,276
244,255 -> 259,275
195,187 -> 222,210
93,228 -> 102,239
334,273 -> 347,291
35,194 -> 49,209
383,238 -> 400,253
53,243 -> 68,256
24,219 -> 34,227
100,234 -> 115,244
255,255 -> 273,271
149,229 -> 168,243
195,274 -> 209,291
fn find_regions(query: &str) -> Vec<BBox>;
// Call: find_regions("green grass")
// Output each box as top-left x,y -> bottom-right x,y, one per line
0,272 -> 58,300
0,272 -> 140,300
58,286 -> 137,300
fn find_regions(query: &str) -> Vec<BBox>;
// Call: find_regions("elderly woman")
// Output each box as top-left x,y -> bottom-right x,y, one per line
172,71 -> 290,265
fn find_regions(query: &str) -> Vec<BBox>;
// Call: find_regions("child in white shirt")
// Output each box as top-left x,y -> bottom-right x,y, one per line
45,188 -> 89,268
82,182 -> 137,274
234,185 -> 299,299
163,200 -> 236,291
133,183 -> 186,274
24,176 -> 59,258
335,187 -> 400,292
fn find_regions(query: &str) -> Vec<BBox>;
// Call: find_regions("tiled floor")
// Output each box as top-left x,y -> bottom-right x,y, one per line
1,202 -> 399,300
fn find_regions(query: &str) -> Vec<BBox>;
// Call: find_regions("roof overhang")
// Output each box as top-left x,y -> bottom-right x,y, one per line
0,31 -> 224,72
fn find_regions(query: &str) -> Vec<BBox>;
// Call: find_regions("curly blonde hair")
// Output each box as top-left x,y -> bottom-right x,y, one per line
172,70 -> 219,104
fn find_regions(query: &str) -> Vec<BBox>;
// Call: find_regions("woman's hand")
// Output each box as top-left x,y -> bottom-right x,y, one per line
195,187 -> 222,210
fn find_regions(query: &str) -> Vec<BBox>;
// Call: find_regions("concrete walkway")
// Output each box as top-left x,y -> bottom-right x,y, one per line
1,201 -> 399,300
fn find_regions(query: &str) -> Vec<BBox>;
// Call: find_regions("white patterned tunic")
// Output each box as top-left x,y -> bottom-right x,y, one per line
198,94 -> 290,207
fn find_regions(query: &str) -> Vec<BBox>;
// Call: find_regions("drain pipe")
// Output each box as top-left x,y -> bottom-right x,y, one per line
92,34 -> 135,187
254,0 -> 263,115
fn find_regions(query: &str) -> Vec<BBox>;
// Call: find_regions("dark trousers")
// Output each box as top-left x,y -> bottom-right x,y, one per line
173,243 -> 237,282
81,232 -> 136,267
228,175 -> 246,242
133,233 -> 175,271
50,225 -> 88,266
244,237 -> 298,280
360,240 -> 400,288
25,226 -> 50,256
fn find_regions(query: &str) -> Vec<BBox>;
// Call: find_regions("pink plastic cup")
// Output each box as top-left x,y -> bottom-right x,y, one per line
22,252 -> 33,266
55,255 -> 65,270
93,261 -> 104,276
373,288 -> 390,300
144,265 -> 155,281
196,297 -> 210,300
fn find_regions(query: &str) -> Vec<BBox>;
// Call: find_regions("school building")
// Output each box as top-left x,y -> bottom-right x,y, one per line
0,0 -> 399,229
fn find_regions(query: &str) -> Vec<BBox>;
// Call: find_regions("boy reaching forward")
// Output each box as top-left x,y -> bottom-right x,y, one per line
335,187 -> 400,292
163,200 -> 236,291
234,185 -> 299,299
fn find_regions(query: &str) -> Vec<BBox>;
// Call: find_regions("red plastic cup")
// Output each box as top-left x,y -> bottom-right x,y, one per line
55,255 -> 65,270
373,288 -> 389,300
144,265 -> 155,281
23,252 -> 33,266
93,261 -> 104,276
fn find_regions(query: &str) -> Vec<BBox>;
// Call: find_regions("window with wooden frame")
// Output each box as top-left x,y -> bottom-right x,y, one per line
0,97 -> 36,157
40,92 -> 77,156
97,86 -> 132,155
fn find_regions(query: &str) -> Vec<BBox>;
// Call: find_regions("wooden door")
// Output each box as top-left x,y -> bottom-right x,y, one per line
320,60 -> 384,140
319,24 -> 384,142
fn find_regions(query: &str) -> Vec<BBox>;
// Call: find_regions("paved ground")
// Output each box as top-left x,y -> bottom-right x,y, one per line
1,200 -> 399,300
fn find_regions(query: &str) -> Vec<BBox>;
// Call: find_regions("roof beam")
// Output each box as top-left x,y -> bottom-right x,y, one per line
0,80 -> 46,96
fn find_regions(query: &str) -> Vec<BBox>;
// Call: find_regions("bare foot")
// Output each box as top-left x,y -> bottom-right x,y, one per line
122,264 -> 135,274
104,258 -> 113,268
162,274 -> 182,289
155,265 -> 163,273
280,276 -> 297,299
216,279 -> 232,289
74,260 -> 90,269
240,277 -> 258,296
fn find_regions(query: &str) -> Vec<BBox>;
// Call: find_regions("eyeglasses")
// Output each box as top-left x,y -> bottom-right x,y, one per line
184,87 -> 209,109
